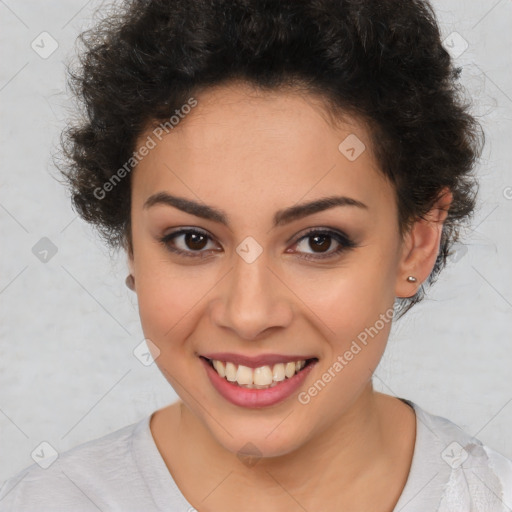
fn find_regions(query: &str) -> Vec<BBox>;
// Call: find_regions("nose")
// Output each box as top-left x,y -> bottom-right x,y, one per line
209,249 -> 293,340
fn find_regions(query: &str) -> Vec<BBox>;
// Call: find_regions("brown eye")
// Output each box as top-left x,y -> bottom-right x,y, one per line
307,234 -> 333,253
183,232 -> 208,251
159,228 -> 219,258
290,228 -> 356,261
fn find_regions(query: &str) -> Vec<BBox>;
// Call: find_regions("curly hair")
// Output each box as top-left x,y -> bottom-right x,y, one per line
58,0 -> 484,317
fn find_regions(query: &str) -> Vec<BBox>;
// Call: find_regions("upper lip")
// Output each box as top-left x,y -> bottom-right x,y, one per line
200,352 -> 317,368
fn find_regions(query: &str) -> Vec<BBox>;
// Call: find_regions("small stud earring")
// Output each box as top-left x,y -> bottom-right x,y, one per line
125,274 -> 135,290
407,276 -> 417,283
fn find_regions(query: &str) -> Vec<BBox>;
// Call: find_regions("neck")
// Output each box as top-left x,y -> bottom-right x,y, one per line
152,384 -> 415,511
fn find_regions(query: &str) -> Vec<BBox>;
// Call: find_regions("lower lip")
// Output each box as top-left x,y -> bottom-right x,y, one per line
201,357 -> 317,408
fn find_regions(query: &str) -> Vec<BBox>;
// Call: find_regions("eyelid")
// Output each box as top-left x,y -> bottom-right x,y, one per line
290,226 -> 355,246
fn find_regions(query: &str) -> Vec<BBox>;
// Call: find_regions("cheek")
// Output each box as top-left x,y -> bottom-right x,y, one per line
291,251 -> 396,381
133,252 -> 198,347
291,250 -> 397,336
295,272 -> 395,410
134,253 -> 224,366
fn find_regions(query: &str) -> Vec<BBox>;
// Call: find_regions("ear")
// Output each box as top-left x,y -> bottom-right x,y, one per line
125,236 -> 136,292
127,250 -> 135,275
395,188 -> 453,298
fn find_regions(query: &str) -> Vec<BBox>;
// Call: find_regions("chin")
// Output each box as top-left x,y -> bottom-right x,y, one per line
197,403 -> 318,460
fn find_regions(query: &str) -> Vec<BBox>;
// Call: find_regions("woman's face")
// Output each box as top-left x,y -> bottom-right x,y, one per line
129,82 -> 408,457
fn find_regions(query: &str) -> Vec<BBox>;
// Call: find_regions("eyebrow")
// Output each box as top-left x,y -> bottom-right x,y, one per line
143,192 -> 368,228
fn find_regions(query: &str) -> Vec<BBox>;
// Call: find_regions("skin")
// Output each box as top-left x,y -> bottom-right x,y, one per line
127,81 -> 452,511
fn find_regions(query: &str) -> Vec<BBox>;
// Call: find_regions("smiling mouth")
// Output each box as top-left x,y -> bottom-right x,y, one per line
200,356 -> 318,389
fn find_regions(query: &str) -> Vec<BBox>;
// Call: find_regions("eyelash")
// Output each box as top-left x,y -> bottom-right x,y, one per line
158,227 -> 357,262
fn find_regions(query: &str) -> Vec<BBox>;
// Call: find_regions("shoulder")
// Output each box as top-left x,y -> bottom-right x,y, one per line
401,399 -> 512,511
0,417 -> 151,512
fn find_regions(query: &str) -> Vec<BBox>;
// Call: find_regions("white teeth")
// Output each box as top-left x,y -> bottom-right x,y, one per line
285,362 -> 296,378
272,363 -> 286,382
225,362 -> 237,382
235,365 -> 253,385
254,366 -> 273,386
209,358 -> 310,388
212,360 -> 226,378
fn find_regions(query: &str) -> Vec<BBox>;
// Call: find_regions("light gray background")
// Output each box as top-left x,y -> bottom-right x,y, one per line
1,0 -> 511,482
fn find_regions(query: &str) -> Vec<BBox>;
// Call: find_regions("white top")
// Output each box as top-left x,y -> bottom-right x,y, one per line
1,399 -> 511,511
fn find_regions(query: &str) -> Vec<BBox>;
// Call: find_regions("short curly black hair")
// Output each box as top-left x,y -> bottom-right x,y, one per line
58,0 -> 484,317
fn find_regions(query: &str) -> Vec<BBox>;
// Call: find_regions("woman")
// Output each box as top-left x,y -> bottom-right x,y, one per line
1,0 -> 511,510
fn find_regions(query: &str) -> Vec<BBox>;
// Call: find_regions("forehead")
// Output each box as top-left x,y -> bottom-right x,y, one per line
131,83 -> 393,216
